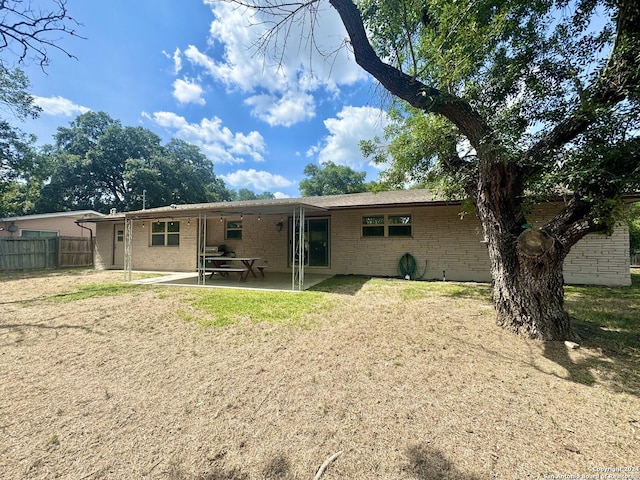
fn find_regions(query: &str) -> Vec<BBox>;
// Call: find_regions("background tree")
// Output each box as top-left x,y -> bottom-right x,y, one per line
230,188 -> 276,201
36,112 -> 232,213
236,0 -> 640,340
629,203 -> 640,260
0,65 -> 48,216
125,138 -> 232,209
299,160 -> 371,196
0,0 -> 81,215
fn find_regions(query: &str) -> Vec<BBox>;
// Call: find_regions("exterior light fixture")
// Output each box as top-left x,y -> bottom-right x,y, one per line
276,221 -> 283,232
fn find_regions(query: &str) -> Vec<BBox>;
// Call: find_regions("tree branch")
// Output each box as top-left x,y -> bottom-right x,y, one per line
543,196 -> 603,250
524,0 -> 640,164
328,0 -> 489,149
0,0 -> 84,68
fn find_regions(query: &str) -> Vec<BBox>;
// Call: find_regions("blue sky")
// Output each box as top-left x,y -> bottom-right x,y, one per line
19,0 -> 391,198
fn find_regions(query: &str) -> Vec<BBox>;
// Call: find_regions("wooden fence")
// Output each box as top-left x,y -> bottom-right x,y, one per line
0,236 -> 93,272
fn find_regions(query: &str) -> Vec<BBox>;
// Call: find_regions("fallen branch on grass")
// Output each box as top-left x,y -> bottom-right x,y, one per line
313,450 -> 343,480
255,372 -> 286,413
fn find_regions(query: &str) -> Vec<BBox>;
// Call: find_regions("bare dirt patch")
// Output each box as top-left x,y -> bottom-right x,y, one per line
1,270 -> 638,479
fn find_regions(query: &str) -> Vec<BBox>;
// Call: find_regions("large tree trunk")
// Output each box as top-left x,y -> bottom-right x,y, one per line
475,161 -> 575,341
488,228 -> 573,340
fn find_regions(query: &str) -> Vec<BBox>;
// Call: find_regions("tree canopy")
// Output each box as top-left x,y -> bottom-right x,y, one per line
230,189 -> 276,201
0,65 -> 47,217
299,160 -> 371,196
0,0 -> 81,216
629,202 -> 640,257
34,112 -> 232,214
234,0 -> 639,340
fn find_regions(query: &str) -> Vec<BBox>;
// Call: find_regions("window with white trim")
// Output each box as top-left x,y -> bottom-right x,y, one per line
151,221 -> 180,246
362,214 -> 412,237
225,220 -> 242,239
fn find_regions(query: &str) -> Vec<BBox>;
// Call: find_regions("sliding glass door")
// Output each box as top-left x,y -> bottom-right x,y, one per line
289,217 -> 330,267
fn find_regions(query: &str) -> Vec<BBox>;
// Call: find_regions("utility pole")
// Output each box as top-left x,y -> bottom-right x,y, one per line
142,189 -> 147,210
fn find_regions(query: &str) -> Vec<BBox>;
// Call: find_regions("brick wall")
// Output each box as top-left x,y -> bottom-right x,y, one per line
329,205 -> 490,281
93,203 -> 631,286
129,219 -> 199,271
529,204 -> 631,286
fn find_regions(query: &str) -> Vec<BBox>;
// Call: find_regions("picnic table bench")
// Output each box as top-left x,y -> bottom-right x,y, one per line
203,266 -> 248,281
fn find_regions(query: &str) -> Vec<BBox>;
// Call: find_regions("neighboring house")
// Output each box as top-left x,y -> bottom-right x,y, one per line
0,211 -> 104,239
83,190 -> 634,286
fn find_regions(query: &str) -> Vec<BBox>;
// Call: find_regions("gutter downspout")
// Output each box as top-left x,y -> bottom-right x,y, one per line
75,220 -> 95,267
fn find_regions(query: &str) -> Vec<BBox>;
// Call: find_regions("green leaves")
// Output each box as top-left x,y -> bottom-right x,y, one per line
299,160 -> 371,196
35,111 -> 233,213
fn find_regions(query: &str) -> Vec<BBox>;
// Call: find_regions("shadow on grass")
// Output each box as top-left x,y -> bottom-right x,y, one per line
262,453 -> 292,480
404,444 -> 481,479
309,274 -> 371,295
542,271 -> 640,396
542,322 -> 640,397
401,280 -> 493,302
167,453 -> 293,480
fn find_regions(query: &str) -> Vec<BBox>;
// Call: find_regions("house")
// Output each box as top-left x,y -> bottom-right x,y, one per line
0,210 -> 104,239
83,190 -> 633,288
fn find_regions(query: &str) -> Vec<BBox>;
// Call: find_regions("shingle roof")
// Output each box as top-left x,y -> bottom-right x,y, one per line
117,189 -> 457,218
303,189 -> 452,209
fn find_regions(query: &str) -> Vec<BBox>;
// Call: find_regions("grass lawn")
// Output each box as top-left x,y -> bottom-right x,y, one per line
0,268 -> 638,479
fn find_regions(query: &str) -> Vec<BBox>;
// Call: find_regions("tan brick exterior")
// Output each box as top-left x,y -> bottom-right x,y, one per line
94,203 -> 631,286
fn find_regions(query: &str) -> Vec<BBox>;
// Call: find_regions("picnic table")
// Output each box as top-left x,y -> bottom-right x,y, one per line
199,255 -> 263,282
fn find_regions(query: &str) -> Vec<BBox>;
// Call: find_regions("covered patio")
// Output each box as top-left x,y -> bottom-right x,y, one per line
129,270 -> 333,291
117,198 -> 330,291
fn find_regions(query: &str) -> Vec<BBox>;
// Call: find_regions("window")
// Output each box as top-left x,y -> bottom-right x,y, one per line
225,220 -> 242,239
151,221 -> 180,246
21,230 -> 58,238
388,214 -> 412,237
362,214 -> 412,237
362,215 -> 385,237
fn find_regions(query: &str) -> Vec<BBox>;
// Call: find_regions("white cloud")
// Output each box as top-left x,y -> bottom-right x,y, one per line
172,77 -> 206,105
162,48 -> 183,74
220,169 -> 296,191
273,191 -> 290,199
173,48 -> 183,74
183,1 -> 367,127
244,91 -> 315,127
309,106 -> 390,169
33,96 -> 90,117
143,111 -> 266,164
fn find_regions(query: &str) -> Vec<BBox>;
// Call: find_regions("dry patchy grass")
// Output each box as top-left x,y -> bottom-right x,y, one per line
0,269 -> 638,479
